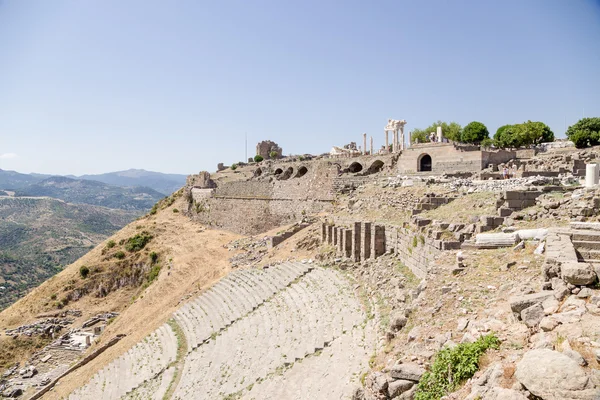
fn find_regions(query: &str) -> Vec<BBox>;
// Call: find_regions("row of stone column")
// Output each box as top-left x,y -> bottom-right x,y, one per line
321,222 -> 385,262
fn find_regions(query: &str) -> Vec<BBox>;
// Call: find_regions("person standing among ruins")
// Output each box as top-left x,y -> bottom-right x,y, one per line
502,166 -> 509,180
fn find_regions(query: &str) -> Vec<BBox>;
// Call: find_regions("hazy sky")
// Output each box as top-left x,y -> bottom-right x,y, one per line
1,0 -> 599,175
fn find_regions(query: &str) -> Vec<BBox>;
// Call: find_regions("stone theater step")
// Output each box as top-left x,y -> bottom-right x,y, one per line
68,323 -> 178,400
171,265 -> 368,400
173,262 -> 313,352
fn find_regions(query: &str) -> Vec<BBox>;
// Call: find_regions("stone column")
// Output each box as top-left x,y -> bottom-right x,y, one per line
361,222 -> 371,261
370,136 -> 373,155
344,229 -> 352,258
337,227 -> 344,255
371,224 -> 386,259
400,126 -> 405,150
385,131 -> 389,152
321,223 -> 327,243
332,226 -> 338,246
351,222 -> 361,262
586,164 -> 598,187
436,126 -> 442,143
408,131 -> 412,148
363,133 -> 367,155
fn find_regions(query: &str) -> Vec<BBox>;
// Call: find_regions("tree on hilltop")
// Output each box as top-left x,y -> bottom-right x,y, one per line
461,121 -> 489,144
566,117 -> 600,148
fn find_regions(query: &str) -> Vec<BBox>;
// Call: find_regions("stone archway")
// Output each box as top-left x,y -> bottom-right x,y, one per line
294,166 -> 308,178
367,160 -> 385,175
348,162 -> 363,173
418,154 -> 432,172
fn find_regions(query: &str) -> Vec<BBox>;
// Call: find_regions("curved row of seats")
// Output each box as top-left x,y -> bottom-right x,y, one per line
173,262 -> 313,352
243,322 -> 374,400
68,324 -> 178,400
172,265 -> 365,400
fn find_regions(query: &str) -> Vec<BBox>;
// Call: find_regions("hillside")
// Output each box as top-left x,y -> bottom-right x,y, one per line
0,169 -> 48,189
0,197 -> 136,310
14,176 -> 165,211
1,153 -> 600,400
75,169 -> 187,195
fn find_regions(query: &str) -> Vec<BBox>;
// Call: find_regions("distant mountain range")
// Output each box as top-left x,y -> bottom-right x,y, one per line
13,176 -> 165,211
0,168 -> 187,195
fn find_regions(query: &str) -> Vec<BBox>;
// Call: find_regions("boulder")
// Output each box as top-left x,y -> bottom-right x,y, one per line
520,303 -> 544,327
539,317 -> 560,332
389,363 -> 425,382
561,262 -> 597,286
391,315 -> 408,332
515,349 -> 599,400
509,292 -> 555,314
387,379 -> 414,398
484,387 -> 529,400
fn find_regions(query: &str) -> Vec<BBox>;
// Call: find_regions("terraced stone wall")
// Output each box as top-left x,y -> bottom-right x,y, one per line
190,163 -> 335,234
384,225 -> 441,279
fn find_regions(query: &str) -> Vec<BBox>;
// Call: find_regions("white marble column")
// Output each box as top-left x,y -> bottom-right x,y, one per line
363,133 -> 367,155
385,131 -> 389,153
370,136 -> 373,155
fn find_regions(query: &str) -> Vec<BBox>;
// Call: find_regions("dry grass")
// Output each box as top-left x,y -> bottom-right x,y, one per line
0,195 -> 241,399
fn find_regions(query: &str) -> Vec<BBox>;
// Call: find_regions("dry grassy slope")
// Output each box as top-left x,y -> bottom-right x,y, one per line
0,195 -> 242,399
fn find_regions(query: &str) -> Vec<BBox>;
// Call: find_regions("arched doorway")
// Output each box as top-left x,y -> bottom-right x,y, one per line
367,160 -> 384,175
419,154 -> 432,172
348,162 -> 363,173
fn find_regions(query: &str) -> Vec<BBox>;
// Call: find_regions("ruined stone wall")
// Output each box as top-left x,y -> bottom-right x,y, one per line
190,162 -> 336,234
482,149 -> 518,168
323,220 -> 442,279
397,143 -> 483,174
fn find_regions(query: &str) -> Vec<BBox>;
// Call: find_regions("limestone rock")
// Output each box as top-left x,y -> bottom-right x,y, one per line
391,315 -> 408,332
561,262 -> 597,286
539,317 -> 560,332
484,387 -> 529,400
387,379 -> 414,398
389,363 -> 425,382
515,349 -> 599,400
520,303 -> 544,327
509,292 -> 555,315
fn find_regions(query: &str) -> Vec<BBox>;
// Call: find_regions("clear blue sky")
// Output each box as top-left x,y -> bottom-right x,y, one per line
1,0 -> 599,175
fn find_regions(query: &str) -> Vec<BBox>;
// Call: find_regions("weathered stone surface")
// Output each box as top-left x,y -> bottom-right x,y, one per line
509,291 -> 555,314
561,262 -> 597,286
387,379 -> 414,398
391,315 -> 408,332
539,316 -> 560,332
389,363 -> 425,382
483,387 -> 529,400
520,303 -> 544,327
515,349 -> 599,400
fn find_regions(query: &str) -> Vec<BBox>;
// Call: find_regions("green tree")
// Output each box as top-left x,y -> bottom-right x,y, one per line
461,121 -> 489,144
495,121 -> 554,148
253,155 -> 264,162
566,117 -> 600,148
269,151 -> 279,159
411,129 -> 428,144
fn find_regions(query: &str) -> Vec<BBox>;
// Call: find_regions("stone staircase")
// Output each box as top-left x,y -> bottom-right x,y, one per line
68,324 -> 178,400
572,229 -> 600,262
68,262 -> 372,400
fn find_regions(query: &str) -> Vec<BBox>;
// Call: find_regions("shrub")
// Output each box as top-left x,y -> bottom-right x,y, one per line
415,334 -> 501,400
461,121 -> 489,144
105,240 -> 116,249
149,204 -> 158,215
231,164 -> 238,171
149,251 -> 159,264
566,117 -> 600,148
114,251 -> 126,260
79,265 -> 90,279
253,155 -> 264,162
269,151 -> 278,159
172,208 -> 179,213
125,231 -> 153,252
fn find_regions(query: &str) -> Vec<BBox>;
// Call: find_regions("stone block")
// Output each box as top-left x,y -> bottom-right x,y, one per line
509,292 -> 555,314
389,363 -> 425,382
561,262 -> 597,286
361,222 -> 372,261
521,303 -> 545,327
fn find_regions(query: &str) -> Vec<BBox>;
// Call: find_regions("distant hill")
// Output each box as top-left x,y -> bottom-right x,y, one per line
0,169 -> 48,189
15,176 -> 165,211
74,169 -> 187,195
0,196 -> 136,309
